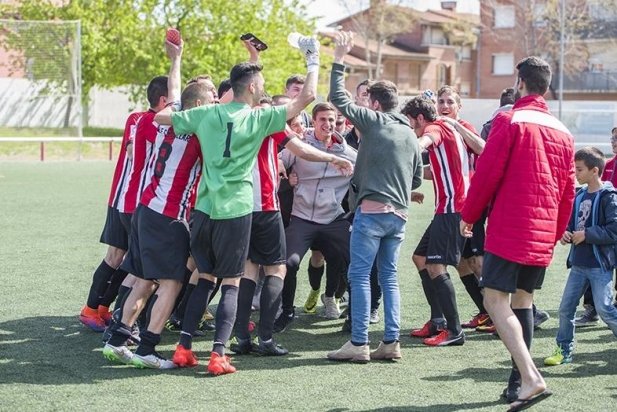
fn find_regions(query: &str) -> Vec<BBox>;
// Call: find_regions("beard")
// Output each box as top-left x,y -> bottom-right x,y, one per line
514,89 -> 521,102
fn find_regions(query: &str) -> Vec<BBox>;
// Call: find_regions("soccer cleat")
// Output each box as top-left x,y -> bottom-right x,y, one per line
229,336 -> 253,355
544,346 -> 572,366
97,305 -> 112,326
462,313 -> 490,329
207,352 -> 236,376
423,330 -> 465,347
253,338 -> 289,356
203,309 -> 214,321
165,314 -> 182,331
128,323 -> 141,346
369,309 -> 380,324
327,340 -> 370,363
574,305 -> 599,327
304,288 -> 320,314
131,352 -> 177,369
194,319 -> 216,337
273,309 -> 295,333
476,320 -> 496,334
102,343 -> 134,364
533,309 -> 551,330
321,294 -> 341,319
409,320 -> 444,338
338,292 -> 349,308
172,344 -> 198,367
79,306 -> 106,332
370,341 -> 401,360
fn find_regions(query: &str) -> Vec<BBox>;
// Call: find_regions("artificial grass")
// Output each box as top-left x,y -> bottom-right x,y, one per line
0,162 -> 615,411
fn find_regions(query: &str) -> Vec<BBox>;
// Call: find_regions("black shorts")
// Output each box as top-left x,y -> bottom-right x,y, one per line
462,212 -> 487,259
248,211 -> 286,266
190,210 -> 252,278
480,252 -> 546,294
120,205 -> 190,281
414,213 -> 465,266
99,206 -> 130,250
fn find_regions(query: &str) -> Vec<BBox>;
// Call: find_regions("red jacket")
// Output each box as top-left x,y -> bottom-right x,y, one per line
461,95 -> 575,267
602,156 -> 617,187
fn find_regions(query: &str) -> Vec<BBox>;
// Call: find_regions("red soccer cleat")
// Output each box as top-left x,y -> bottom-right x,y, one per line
462,313 -> 490,329
410,320 -> 443,338
423,330 -> 465,347
172,344 -> 198,367
97,305 -> 112,326
207,352 -> 236,376
79,306 -> 106,332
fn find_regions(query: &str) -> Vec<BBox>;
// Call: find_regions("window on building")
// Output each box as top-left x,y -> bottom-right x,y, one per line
533,3 -> 547,27
422,24 -> 448,45
459,45 -> 472,61
494,5 -> 515,28
492,53 -> 514,75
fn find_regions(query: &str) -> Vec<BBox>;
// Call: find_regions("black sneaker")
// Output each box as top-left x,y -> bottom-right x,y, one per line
273,309 -> 295,334
253,338 -> 288,356
193,319 -> 215,336
165,313 -> 182,331
229,336 -> 253,355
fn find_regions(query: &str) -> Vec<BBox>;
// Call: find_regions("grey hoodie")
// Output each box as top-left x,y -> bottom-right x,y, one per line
279,129 -> 357,224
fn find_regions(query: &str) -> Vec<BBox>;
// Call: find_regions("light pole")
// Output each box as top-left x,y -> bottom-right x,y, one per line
558,0 -> 565,120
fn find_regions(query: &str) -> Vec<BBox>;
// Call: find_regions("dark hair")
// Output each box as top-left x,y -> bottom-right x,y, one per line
272,94 -> 290,106
500,87 -> 516,107
147,76 -> 168,108
612,126 -> 617,134
437,85 -> 461,105
401,95 -> 437,122
217,79 -> 231,99
285,74 -> 305,89
516,56 -> 552,95
259,93 -> 273,106
312,102 -> 337,119
368,80 -> 398,112
186,74 -> 212,85
575,146 -> 605,175
181,82 -> 211,109
229,62 -> 263,95
356,79 -> 372,92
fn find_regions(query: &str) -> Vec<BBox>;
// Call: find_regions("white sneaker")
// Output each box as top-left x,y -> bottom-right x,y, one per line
131,352 -> 177,370
321,294 -> 340,320
102,343 -> 134,364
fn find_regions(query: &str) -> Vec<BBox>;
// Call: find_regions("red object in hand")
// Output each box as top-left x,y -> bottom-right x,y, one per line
166,28 -> 181,45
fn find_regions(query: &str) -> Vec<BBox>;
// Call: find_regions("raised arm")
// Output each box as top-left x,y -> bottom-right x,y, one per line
284,136 -> 353,176
154,39 -> 183,125
284,36 -> 319,120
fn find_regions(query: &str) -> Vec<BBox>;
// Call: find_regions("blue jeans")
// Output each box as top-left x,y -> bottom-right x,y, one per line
348,209 -> 406,344
557,265 -> 617,351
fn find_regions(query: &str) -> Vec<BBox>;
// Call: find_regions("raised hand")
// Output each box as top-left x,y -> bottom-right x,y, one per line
334,31 -> 354,64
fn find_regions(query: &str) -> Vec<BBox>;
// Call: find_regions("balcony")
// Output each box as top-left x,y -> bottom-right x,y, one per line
552,71 -> 617,92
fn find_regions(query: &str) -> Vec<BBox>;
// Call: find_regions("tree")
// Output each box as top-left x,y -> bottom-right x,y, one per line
0,0 -> 316,108
338,0 -> 416,79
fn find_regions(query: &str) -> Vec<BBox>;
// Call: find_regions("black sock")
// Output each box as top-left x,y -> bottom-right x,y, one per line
172,268 -> 194,313
432,273 -> 461,335
325,262 -> 342,298
213,285 -> 239,356
259,276 -> 284,341
308,262 -> 324,291
234,278 -> 257,340
99,269 -> 128,307
179,278 -> 216,350
135,330 -> 161,356
174,284 -> 195,319
281,267 -> 297,314
461,274 -> 486,314
113,285 -> 131,315
419,269 -> 443,321
335,275 -> 347,299
86,260 -> 116,309
107,321 -> 132,347
144,294 -> 159,329
513,308 -> 533,350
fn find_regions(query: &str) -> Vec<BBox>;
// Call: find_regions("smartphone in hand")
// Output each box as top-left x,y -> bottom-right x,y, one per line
240,33 -> 268,51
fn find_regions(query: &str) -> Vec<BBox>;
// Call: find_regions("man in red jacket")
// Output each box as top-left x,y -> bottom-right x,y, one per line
460,56 -> 575,411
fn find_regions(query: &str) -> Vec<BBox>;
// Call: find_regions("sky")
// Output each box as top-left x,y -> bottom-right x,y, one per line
303,0 -> 480,28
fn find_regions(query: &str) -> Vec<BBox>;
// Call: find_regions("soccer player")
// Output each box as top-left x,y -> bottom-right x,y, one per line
285,74 -> 312,128
327,31 -> 423,362
460,56 -> 574,410
79,110 -> 142,332
103,37 -> 213,369
402,94 -> 469,347
156,34 -> 323,375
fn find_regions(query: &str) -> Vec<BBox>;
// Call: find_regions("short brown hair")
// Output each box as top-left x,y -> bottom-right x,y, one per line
285,74 -> 305,89
312,102 -> 337,119
368,81 -> 398,112
437,85 -> 461,105
401,95 -> 437,122
575,146 -> 605,175
516,56 -> 552,95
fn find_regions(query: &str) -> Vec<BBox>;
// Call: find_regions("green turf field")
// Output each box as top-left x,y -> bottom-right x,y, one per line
0,162 -> 615,411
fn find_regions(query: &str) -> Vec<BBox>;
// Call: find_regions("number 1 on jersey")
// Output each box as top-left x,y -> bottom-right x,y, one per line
223,122 -> 233,157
